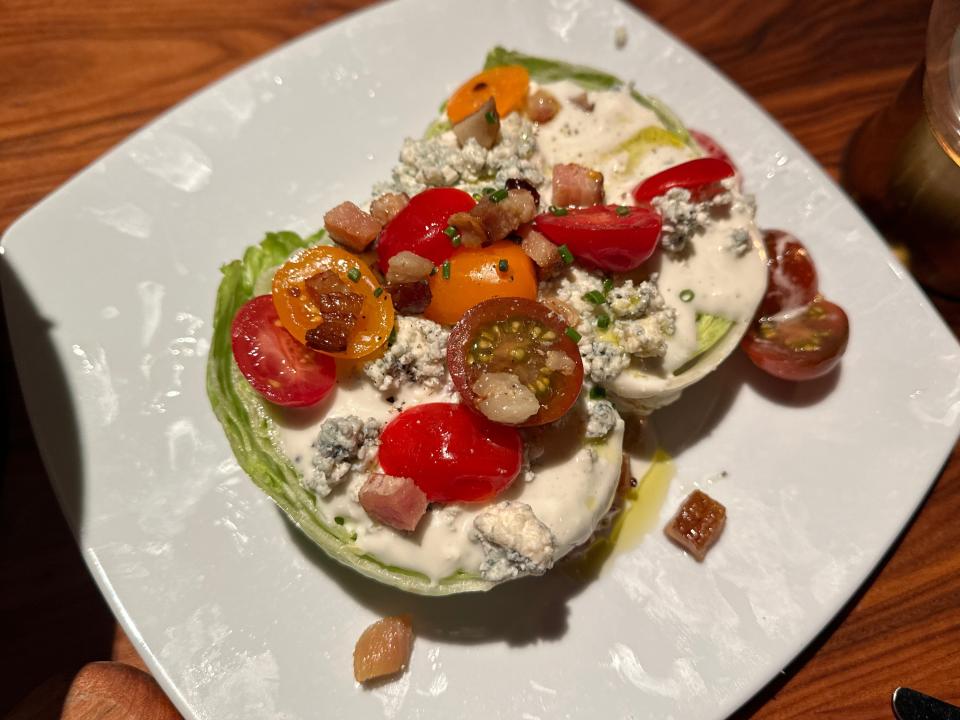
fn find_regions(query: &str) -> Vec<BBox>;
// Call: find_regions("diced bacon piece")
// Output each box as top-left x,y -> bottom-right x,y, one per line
570,91 -> 595,112
303,270 -> 363,352
353,615 -> 414,683
447,211 -> 488,248
552,163 -> 604,207
323,201 -> 383,252
453,97 -> 500,150
386,251 -> 434,284
388,280 -> 432,315
370,193 -> 409,225
519,228 -> 562,277
359,473 -> 428,532
470,188 -> 537,242
526,89 -> 560,123
664,489 -> 726,561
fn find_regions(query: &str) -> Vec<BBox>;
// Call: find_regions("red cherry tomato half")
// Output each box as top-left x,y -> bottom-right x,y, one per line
378,403 -> 523,503
534,204 -> 662,272
231,295 -> 336,406
689,129 -> 736,168
742,298 -> 849,381
760,229 -> 819,317
376,188 -> 476,272
447,297 -> 584,426
632,157 -> 736,204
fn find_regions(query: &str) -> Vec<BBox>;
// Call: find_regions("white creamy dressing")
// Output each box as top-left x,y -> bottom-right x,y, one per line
272,366 -> 625,583
534,80 -> 767,398
267,80 -> 768,585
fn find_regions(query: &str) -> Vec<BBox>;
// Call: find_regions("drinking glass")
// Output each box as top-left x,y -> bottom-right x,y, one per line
842,0 -> 960,296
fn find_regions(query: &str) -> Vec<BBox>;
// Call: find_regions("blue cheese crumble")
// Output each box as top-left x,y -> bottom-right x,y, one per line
473,501 -> 557,581
585,397 -> 619,439
543,266 -> 676,384
363,316 -> 449,392
373,114 -> 543,197
307,416 -> 383,497
651,177 -> 736,254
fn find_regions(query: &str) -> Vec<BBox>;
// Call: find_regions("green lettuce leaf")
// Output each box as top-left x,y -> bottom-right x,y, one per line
484,47 -> 694,147
206,231 -> 492,595
674,313 -> 735,375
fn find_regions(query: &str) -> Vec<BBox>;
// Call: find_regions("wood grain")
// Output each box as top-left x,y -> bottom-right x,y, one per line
1,0 -> 958,718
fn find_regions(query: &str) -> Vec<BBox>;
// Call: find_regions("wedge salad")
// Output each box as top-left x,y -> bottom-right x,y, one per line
207,48 -> 849,597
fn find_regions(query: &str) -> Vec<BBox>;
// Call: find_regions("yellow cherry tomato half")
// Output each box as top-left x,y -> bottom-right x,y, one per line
272,244 -> 394,359
446,66 -> 530,124
425,241 -> 537,326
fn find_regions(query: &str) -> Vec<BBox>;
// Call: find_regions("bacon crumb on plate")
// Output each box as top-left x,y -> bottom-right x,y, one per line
323,201 -> 383,252
359,474 -> 428,532
353,615 -> 414,683
551,163 -> 604,207
664,489 -> 726,561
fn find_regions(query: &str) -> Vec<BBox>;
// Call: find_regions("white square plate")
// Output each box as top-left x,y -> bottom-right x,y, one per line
4,1 -> 960,718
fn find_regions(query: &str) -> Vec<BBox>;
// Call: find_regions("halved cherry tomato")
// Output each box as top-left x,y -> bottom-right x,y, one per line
690,129 -> 736,168
231,295 -> 336,407
760,229 -> 819,317
446,66 -> 530,124
632,157 -> 736,204
533,204 -> 661,273
742,298 -> 849,381
376,188 -> 476,272
272,245 -> 393,359
425,241 -> 537,325
447,297 -> 583,426
378,403 -> 523,503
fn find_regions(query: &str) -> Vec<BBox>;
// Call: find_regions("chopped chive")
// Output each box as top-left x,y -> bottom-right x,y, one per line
334,516 -> 345,525
484,110 -> 497,124
490,188 -> 509,203
602,277 -> 614,295
582,290 -> 605,305
482,186 -> 496,195
452,235 -> 462,247
387,327 -> 397,345
679,289 -> 695,302
498,258 -> 509,272
589,386 -> 607,400
430,266 -> 438,276
373,286 -> 383,298
596,313 -> 611,329
346,267 -> 361,282
443,225 -> 458,238
442,260 -> 451,279
615,205 -> 630,216
565,327 -> 582,342
472,192 -> 483,201
558,244 -> 574,264
549,205 -> 569,216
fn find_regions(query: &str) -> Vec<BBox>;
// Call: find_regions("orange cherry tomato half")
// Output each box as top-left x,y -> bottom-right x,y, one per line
742,298 -> 849,381
446,66 -> 530,124
272,244 -> 394,359
447,297 -> 584,426
424,241 -> 537,326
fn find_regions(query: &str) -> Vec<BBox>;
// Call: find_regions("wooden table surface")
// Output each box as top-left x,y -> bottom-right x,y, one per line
2,0 -> 958,717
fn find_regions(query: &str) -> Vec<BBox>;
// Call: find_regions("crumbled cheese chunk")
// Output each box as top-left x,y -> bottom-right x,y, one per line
541,266 -> 676,383
586,398 -> 619,439
307,416 -> 383,497
473,501 -> 557,581
651,179 -> 735,254
363,316 -> 449,392
373,114 -> 543,197
728,227 -> 751,255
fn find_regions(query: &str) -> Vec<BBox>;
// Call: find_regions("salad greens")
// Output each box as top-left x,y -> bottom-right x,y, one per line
207,49 -> 738,596
207,229 -> 492,595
